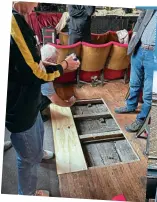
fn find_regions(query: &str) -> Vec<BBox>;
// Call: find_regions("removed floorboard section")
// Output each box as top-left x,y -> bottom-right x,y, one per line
50,104 -> 87,174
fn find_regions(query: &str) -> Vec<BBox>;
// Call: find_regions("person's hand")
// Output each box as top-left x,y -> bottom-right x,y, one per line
42,60 -> 57,66
61,53 -> 80,73
66,96 -> 76,106
39,60 -> 46,72
42,55 -> 57,66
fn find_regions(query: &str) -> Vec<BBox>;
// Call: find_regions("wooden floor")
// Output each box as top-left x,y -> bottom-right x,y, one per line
55,81 -> 147,201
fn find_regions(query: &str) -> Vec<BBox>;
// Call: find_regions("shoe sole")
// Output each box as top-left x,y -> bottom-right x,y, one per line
125,127 -> 138,133
115,111 -> 136,114
125,125 -> 143,133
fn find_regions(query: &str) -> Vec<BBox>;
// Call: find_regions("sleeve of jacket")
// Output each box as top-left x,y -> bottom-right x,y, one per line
10,14 -> 63,83
133,10 -> 146,32
85,6 -> 95,16
68,5 -> 86,17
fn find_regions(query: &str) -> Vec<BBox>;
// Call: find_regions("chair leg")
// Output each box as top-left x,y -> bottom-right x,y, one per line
76,66 -> 82,88
124,68 -> 129,84
100,69 -> 105,86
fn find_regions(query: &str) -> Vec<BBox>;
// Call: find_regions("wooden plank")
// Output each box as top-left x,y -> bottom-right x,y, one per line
79,130 -> 123,142
82,136 -> 125,144
73,112 -> 111,119
84,143 -> 104,167
114,139 -> 138,162
74,99 -> 103,105
50,104 -> 87,174
96,142 -> 121,165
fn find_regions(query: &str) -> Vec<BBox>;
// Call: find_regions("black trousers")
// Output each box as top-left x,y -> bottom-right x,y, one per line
40,95 -> 51,112
68,33 -> 91,45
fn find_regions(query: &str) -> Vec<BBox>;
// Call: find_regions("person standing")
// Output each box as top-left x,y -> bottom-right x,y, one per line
6,2 -> 80,196
68,5 -> 95,45
115,9 -> 157,132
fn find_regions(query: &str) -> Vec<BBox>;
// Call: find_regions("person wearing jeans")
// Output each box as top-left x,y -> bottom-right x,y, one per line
6,2 -> 80,196
115,9 -> 157,132
11,112 -> 44,195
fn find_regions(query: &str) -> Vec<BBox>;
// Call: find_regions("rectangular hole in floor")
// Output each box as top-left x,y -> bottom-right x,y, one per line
71,98 -> 139,167
82,139 -> 138,167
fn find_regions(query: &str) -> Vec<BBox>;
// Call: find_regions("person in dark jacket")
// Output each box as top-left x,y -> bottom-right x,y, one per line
68,5 -> 95,44
6,2 -> 80,196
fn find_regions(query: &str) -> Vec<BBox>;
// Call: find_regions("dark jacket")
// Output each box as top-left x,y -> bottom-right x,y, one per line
6,10 -> 63,133
127,9 -> 155,55
68,5 -> 95,36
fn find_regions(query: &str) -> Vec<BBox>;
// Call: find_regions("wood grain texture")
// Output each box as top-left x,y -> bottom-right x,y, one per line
115,139 -> 138,162
73,112 -> 111,119
55,82 -> 147,201
79,130 -> 123,142
82,139 -> 138,167
55,83 -> 147,158
50,104 -> 87,174
59,161 -> 147,201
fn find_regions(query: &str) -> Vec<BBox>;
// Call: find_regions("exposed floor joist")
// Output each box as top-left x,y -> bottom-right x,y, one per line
79,130 -> 123,142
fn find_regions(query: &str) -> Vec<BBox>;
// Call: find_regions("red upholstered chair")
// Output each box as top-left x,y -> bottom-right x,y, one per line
78,42 -> 112,86
106,30 -> 132,43
104,42 -> 131,83
58,32 -> 69,45
49,42 -> 82,83
106,31 -> 119,42
91,32 -> 109,44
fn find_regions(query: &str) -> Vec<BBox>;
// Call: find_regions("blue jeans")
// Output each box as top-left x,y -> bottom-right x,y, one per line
126,46 -> 155,121
10,112 -> 44,195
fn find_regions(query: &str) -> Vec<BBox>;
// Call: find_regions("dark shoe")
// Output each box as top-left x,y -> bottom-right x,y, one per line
4,141 -> 12,151
125,119 -> 144,133
114,106 -> 135,114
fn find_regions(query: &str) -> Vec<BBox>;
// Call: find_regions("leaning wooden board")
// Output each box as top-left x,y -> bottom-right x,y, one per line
50,104 -> 87,174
